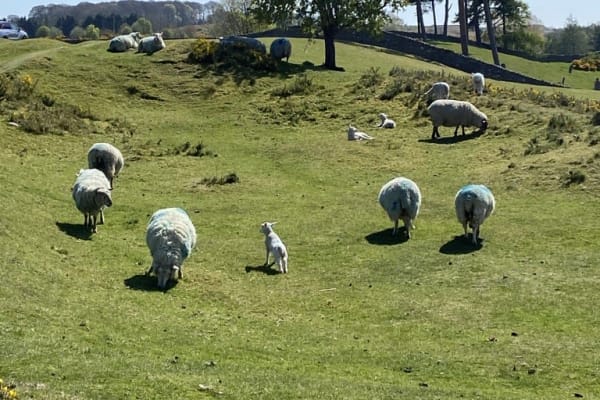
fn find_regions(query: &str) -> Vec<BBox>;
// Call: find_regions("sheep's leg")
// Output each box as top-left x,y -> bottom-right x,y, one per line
402,216 -> 413,239
454,126 -> 459,136
461,125 -> 466,135
472,225 -> 479,245
462,222 -> 469,239
146,265 -> 153,275
99,209 -> 105,225
91,215 -> 97,233
431,126 -> 439,139
264,248 -> 270,266
178,267 -> 183,279
392,219 -> 399,235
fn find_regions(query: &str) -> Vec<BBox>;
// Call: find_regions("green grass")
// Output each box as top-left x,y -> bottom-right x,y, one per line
1,37 -> 600,399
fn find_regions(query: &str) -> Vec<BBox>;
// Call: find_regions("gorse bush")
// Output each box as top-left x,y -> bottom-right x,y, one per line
188,38 -> 277,73
188,38 -> 219,64
0,379 -> 17,400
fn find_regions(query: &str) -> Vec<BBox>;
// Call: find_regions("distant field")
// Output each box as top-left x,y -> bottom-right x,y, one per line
0,37 -> 599,400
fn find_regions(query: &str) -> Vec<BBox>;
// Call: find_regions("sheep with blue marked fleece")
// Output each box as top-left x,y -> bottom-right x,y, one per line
146,208 -> 197,289
72,168 -> 113,233
270,38 -> 292,62
137,32 -> 166,55
472,72 -> 485,95
347,125 -> 374,141
428,99 -> 488,139
454,184 -> 495,245
424,81 -> 450,102
107,32 -> 141,52
377,113 -> 396,129
87,142 -> 124,189
378,177 -> 422,238
260,222 -> 288,273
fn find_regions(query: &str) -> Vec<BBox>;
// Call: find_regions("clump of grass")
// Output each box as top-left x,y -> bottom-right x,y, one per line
357,67 -> 384,88
591,111 -> 600,126
200,172 -> 239,186
548,113 -> 577,132
562,169 -> 586,187
172,141 -> 216,157
272,74 -> 313,98
0,378 -> 17,400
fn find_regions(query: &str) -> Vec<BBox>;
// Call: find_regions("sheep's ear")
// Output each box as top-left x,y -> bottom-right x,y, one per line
172,265 -> 180,272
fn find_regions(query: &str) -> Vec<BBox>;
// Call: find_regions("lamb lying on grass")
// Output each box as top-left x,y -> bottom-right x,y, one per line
347,125 -> 374,141
377,113 -> 396,129
260,222 -> 288,273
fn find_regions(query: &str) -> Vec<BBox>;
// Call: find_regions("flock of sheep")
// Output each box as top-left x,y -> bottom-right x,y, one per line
73,36 -> 495,288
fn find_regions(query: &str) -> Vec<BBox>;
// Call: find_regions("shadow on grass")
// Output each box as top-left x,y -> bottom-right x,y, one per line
124,274 -> 178,291
419,130 -> 484,145
55,221 -> 92,240
439,235 -> 483,254
365,228 -> 410,246
244,263 -> 282,275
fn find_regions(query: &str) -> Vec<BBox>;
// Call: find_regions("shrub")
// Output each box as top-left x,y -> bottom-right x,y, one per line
0,378 -> 17,400
271,74 -> 313,98
201,173 -> 239,186
562,170 -> 586,187
188,39 -> 219,64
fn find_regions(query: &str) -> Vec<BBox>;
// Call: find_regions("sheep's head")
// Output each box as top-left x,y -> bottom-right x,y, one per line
153,263 -> 179,289
348,125 -> 357,134
379,113 -> 387,121
260,221 -> 276,235
480,119 -> 488,132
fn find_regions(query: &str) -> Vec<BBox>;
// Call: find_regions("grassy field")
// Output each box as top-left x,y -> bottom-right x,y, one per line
1,37 -> 600,399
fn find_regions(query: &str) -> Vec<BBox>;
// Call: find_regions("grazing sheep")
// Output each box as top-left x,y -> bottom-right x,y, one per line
270,37 -> 292,62
347,125 -> 374,141
72,168 -> 113,233
454,184 -> 495,245
137,32 -> 166,55
146,208 -> 197,289
87,143 -> 124,189
377,113 -> 396,129
472,72 -> 485,95
427,99 -> 488,140
378,177 -> 422,238
424,81 -> 450,102
219,35 -> 266,54
107,32 -> 141,52
260,222 -> 288,273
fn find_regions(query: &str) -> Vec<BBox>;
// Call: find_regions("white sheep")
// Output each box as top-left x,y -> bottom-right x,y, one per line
378,177 -> 422,238
454,184 -> 495,245
146,208 -> 197,289
107,32 -> 141,52
347,125 -> 374,141
137,32 -> 166,55
260,222 -> 288,273
270,38 -> 292,62
377,113 -> 396,129
427,99 -> 488,139
87,142 -> 124,189
72,168 -> 113,233
424,81 -> 450,102
472,72 -> 485,95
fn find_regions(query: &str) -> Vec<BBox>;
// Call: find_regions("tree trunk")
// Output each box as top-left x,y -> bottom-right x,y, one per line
458,0 -> 469,55
483,0 -> 500,65
416,0 -> 426,40
443,0 -> 449,36
474,14 -> 482,44
431,0 -> 438,35
323,27 -> 342,71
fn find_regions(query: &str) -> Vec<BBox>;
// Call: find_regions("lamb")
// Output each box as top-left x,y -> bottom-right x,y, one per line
347,125 -> 374,141
270,38 -> 292,62
107,32 -> 141,52
427,99 -> 488,140
424,81 -> 450,102
260,222 -> 288,273
145,208 -> 197,289
378,177 -> 422,238
72,168 -> 113,233
377,113 -> 396,129
137,32 -> 166,55
87,142 -> 124,189
472,72 -> 485,95
454,184 -> 495,245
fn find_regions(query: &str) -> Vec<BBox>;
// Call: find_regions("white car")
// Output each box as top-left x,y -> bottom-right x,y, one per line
0,21 -> 28,39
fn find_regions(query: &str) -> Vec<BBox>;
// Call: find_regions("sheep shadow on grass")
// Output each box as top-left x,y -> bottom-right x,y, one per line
418,129 -> 485,145
439,235 -> 484,254
244,263 -> 282,275
55,221 -> 93,240
124,274 -> 179,292
365,228 -> 410,246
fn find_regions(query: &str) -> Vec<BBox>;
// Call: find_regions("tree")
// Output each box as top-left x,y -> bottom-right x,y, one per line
132,17 -> 152,35
482,0 -> 500,65
457,0 -> 469,55
251,0 -> 406,71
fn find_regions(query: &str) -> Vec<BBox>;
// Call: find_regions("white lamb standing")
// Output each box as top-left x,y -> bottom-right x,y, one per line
146,208 -> 197,289
377,113 -> 396,129
454,184 -> 495,245
427,99 -> 488,140
87,142 -> 124,190
472,72 -> 485,95
260,222 -> 288,273
424,81 -> 450,102
347,125 -> 374,141
378,177 -> 422,238
107,32 -> 141,52
137,32 -> 166,55
72,168 -> 113,233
